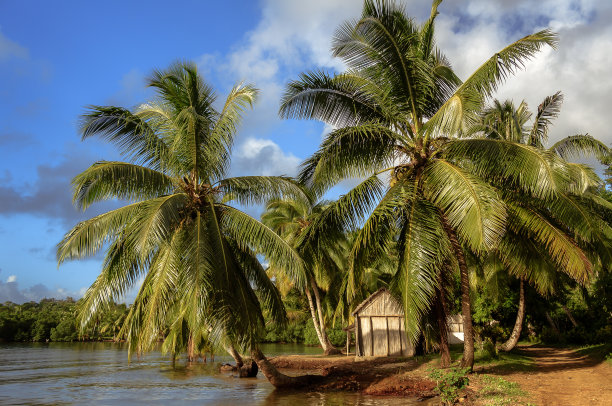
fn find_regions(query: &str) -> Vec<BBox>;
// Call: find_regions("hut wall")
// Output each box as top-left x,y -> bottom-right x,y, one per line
354,290 -> 413,357
447,314 -> 464,344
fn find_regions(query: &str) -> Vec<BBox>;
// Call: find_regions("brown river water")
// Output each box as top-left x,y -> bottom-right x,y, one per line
0,342 -> 428,405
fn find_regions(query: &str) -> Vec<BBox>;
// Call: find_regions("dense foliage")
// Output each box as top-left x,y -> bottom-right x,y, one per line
0,299 -> 128,342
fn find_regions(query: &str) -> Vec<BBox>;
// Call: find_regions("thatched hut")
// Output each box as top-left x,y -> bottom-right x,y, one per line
352,288 -> 414,357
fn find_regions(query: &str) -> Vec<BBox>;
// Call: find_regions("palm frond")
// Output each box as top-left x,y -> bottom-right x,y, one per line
424,30 -> 557,136
445,139 -> 570,199
549,134 -> 610,161
507,203 -> 592,282
216,204 -> 306,289
528,91 -> 563,146
80,106 -> 170,169
279,70 -> 386,127
298,123 -> 400,193
72,161 -> 175,210
423,159 -> 506,252
392,198 -> 451,344
218,176 -> 307,206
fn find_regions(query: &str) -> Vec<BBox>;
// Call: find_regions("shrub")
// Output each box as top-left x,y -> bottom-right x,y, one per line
428,367 -> 470,405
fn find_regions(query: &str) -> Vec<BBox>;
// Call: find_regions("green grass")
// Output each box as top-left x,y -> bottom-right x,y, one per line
574,342 -> 612,364
474,374 -> 530,406
475,348 -> 537,373
435,343 -> 536,372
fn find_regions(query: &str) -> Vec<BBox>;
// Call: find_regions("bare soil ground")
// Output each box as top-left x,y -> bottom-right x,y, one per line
477,345 -> 612,405
269,354 -> 437,398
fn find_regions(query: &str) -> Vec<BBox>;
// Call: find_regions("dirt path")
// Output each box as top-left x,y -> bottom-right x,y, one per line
498,346 -> 612,405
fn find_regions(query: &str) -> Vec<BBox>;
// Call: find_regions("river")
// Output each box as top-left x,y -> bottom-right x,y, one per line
0,342 -> 427,405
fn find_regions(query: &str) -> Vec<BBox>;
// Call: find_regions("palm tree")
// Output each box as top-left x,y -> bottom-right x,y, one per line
57,62 -> 310,386
474,93 -> 611,351
278,0 -> 587,369
262,195 -> 345,354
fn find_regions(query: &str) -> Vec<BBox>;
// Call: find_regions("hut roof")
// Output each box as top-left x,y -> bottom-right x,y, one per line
351,288 -> 403,316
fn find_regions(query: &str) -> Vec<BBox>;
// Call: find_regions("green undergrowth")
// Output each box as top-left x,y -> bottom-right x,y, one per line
475,348 -> 537,373
473,374 -> 531,406
574,342 -> 612,365
426,344 -> 536,372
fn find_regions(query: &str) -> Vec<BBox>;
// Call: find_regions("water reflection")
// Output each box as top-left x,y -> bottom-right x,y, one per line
0,342 -> 427,405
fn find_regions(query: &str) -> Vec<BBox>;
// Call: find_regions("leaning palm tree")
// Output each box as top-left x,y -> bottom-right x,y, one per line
262,195 -> 345,354
279,0 -> 588,369
473,93 -> 612,351
57,62 -> 310,386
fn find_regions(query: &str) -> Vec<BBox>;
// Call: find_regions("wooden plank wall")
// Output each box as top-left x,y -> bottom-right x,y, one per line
355,291 -> 414,357
357,315 -> 413,357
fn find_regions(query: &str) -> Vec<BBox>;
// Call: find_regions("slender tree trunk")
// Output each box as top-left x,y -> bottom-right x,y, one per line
561,305 -> 578,328
443,222 -> 474,370
545,311 -> 561,335
187,335 -> 195,362
435,285 -> 451,368
305,287 -> 326,345
305,282 -> 339,355
311,279 -> 341,355
251,347 -> 319,388
225,344 -> 244,368
500,279 -> 525,352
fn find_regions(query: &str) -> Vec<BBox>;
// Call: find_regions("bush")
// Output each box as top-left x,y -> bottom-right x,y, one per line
477,338 -> 498,361
429,367 -> 470,405
303,319 -> 319,345
327,327 -> 346,347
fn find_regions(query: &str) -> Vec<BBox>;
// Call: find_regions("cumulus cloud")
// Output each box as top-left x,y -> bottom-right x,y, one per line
200,0 -> 611,180
231,137 -> 301,177
434,0 -> 612,149
6,275 -> 16,283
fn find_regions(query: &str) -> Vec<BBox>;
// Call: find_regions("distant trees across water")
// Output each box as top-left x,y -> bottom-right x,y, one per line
0,299 -> 127,342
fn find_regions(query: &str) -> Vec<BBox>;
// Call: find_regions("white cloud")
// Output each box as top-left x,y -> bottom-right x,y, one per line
199,0 -> 611,185
231,137 -> 301,177
7,275 -> 16,283
434,0 -> 612,149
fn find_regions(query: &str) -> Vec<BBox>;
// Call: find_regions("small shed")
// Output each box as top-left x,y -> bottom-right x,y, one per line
352,288 -> 414,357
447,314 -> 464,344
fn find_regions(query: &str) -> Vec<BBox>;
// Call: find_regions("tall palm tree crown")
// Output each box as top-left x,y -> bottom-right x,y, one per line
57,62 -> 306,355
278,0 -> 600,368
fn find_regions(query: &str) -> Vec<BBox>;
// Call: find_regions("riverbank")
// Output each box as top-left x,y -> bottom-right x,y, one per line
268,354 -> 438,398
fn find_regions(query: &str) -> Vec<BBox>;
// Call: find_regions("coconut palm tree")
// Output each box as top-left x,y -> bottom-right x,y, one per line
57,61 -> 311,386
278,0 -> 587,369
473,93 -> 612,351
262,195 -> 345,354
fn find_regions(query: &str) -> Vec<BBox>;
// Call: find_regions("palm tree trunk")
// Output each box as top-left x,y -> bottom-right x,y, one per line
305,282 -> 339,355
443,222 -> 474,370
305,287 -> 326,345
225,344 -> 244,368
500,279 -> 525,352
187,335 -> 196,362
435,285 -> 451,367
311,279 -> 340,355
251,347 -> 319,388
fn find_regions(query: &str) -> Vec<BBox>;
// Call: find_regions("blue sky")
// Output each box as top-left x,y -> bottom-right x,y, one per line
1,0 -> 611,303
